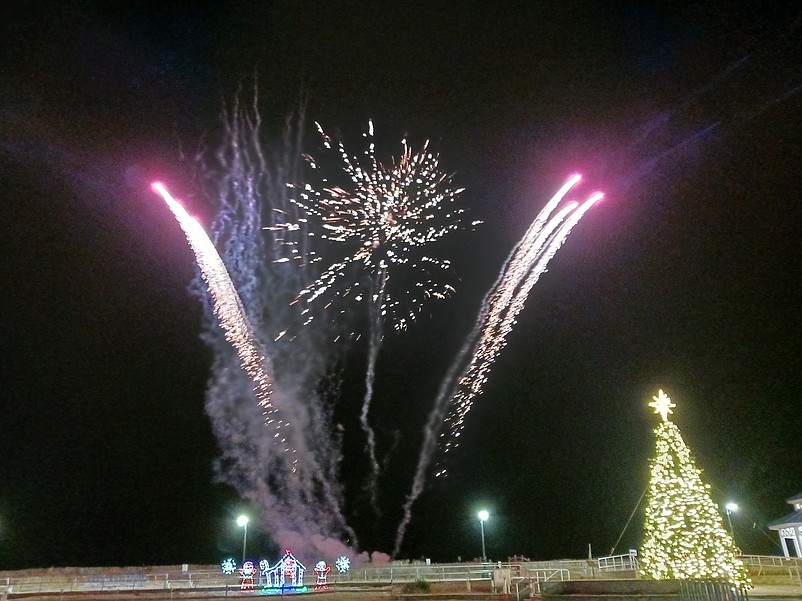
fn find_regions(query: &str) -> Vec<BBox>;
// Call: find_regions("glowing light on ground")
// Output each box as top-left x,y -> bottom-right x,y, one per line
151,182 -> 294,458
393,175 -> 603,557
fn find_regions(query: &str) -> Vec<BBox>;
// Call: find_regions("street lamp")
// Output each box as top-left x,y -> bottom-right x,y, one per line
477,510 -> 489,562
725,503 -> 738,547
237,515 -> 249,564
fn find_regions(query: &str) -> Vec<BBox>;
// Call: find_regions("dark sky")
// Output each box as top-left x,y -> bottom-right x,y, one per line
2,2 -> 801,570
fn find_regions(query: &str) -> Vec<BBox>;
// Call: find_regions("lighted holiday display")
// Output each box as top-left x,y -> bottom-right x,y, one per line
239,561 -> 256,590
314,560 -> 331,589
335,555 -> 351,573
259,559 -> 270,586
221,558 -> 237,575
263,550 -> 307,590
221,551 -> 313,593
640,390 -> 750,586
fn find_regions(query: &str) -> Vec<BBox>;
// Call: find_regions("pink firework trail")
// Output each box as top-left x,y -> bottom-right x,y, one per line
441,186 -> 604,451
151,182 -> 295,459
393,175 -> 603,557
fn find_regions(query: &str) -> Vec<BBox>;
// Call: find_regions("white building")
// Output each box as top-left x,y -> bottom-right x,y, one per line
768,490 -> 802,558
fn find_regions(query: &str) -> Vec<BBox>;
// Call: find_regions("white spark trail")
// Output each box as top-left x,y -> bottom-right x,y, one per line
443,190 -> 604,447
393,176 -> 603,557
361,266 -> 387,515
151,182 -> 294,457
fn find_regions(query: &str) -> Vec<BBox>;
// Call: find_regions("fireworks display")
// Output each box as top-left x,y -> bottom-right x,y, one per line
150,182 -> 293,457
154,113 -> 600,561
275,121 -> 476,511
173,101 -> 359,561
281,120 -> 475,332
392,175 -> 603,557
440,178 -> 603,454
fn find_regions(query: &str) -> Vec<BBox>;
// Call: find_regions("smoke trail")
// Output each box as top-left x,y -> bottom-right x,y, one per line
361,267 -> 387,516
392,176 -> 602,557
182,94 -> 357,560
150,181 -> 292,452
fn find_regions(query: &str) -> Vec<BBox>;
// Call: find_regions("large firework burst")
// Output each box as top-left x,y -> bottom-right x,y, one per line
282,120 -> 476,332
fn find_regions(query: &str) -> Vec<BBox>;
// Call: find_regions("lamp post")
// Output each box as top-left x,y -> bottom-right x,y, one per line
237,515 -> 249,564
725,503 -> 738,547
477,510 -> 489,562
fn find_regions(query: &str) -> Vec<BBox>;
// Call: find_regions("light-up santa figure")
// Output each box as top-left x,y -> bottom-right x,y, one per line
240,561 -> 256,590
314,561 -> 331,589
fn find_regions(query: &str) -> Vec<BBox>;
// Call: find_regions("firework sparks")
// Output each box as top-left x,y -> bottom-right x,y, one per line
441,186 -> 604,451
275,121 -> 474,512
151,182 -> 294,457
282,120 -> 473,331
392,175 -> 603,557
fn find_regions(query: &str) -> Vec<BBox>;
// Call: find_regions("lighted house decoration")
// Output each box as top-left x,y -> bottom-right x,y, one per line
768,491 -> 802,558
264,550 -> 307,589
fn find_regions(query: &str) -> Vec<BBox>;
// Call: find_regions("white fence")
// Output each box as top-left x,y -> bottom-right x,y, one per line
597,553 -> 639,572
332,562 -> 489,583
515,568 -> 572,597
1,570 -> 226,595
0,562 -> 566,597
2,555 -> 797,597
740,554 -> 802,573
678,580 -> 750,601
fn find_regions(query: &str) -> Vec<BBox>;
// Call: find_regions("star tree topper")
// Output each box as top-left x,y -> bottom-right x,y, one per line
649,389 -> 676,421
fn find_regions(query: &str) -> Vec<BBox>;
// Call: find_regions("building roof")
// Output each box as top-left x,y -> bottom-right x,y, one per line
768,509 -> 802,530
786,491 -> 802,504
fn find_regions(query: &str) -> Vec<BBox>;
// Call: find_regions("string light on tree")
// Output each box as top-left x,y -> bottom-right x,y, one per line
639,389 -> 750,586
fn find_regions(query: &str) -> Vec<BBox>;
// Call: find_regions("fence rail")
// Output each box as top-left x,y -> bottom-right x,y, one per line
597,553 -> 639,572
518,568 -> 571,596
2,555 -> 797,597
678,579 -> 750,601
740,554 -> 802,572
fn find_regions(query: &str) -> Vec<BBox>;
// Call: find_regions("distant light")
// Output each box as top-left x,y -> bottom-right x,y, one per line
725,503 -> 738,513
237,515 -> 249,527
478,510 -> 489,522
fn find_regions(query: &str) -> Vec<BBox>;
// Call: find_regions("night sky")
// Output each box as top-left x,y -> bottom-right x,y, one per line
2,2 -> 801,570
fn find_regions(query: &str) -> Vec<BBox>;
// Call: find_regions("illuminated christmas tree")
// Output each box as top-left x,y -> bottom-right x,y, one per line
639,390 -> 750,586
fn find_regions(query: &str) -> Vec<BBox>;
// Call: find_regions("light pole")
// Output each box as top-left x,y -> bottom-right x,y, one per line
725,503 -> 738,547
477,510 -> 489,562
237,515 -> 249,564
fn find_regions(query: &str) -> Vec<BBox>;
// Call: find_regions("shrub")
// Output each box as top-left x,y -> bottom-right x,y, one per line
400,579 -> 431,594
